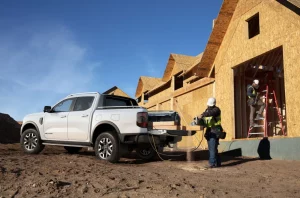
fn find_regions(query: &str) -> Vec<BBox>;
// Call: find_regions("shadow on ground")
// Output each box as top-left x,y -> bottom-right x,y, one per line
73,147 -> 260,166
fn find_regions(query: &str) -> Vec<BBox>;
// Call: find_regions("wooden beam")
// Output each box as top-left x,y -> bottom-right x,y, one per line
208,65 -> 215,78
173,77 -> 215,97
252,55 -> 265,78
183,75 -> 199,84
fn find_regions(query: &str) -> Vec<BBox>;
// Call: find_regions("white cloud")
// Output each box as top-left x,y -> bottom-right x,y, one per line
0,25 -> 101,120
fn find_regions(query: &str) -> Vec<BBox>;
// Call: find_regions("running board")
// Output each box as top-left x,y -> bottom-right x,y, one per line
42,140 -> 92,148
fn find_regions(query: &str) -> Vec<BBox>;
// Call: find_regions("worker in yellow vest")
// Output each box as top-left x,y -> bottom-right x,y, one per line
247,79 -> 265,130
197,97 -> 222,168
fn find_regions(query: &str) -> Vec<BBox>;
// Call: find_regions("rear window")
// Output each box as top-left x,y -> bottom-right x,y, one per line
73,97 -> 94,111
104,96 -> 138,107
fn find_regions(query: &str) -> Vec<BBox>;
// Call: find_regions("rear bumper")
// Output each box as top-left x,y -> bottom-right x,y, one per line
120,129 -> 196,145
148,129 -> 196,136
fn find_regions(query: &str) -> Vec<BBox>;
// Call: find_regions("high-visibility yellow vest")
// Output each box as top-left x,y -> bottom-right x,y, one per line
202,115 -> 221,128
248,86 -> 256,98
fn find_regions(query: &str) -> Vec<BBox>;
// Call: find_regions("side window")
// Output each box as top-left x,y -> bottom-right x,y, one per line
105,97 -> 131,106
73,97 -> 94,111
52,99 -> 74,112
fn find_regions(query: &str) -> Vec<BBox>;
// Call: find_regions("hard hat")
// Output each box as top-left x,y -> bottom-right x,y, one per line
253,79 -> 259,85
207,97 -> 216,107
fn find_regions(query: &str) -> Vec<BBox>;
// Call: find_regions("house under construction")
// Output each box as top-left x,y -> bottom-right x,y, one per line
135,0 -> 300,160
103,86 -> 130,98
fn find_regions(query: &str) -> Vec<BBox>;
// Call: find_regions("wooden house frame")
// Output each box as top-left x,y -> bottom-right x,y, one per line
103,86 -> 131,98
134,0 -> 300,158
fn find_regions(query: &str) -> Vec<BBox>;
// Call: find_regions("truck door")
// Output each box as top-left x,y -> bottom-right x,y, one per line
67,96 -> 94,141
44,98 -> 75,140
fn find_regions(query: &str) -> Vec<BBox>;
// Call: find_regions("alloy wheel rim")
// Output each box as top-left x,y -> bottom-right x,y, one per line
23,132 -> 38,151
98,138 -> 113,159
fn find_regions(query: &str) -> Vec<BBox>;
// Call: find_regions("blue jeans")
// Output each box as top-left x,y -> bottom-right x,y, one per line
207,136 -> 221,166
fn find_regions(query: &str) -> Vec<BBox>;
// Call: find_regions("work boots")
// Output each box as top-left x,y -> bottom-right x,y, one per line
255,114 -> 264,120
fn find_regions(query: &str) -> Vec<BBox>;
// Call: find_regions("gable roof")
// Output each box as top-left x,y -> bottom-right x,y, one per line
135,76 -> 162,97
103,86 -> 130,98
103,86 -> 118,94
184,0 -> 239,77
162,53 -> 203,82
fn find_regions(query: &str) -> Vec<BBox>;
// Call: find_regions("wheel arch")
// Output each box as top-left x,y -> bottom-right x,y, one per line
92,121 -> 121,145
21,122 -> 40,135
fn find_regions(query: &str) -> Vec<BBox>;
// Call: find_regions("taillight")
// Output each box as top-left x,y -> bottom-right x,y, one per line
137,112 -> 148,128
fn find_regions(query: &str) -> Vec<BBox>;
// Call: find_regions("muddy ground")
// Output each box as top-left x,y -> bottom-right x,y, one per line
1,144 -> 300,198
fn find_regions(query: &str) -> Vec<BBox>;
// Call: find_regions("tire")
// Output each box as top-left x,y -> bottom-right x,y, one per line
136,145 -> 157,161
20,128 -> 45,154
64,146 -> 82,154
94,132 -> 120,163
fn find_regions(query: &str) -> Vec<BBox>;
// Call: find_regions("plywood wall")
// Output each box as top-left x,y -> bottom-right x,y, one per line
160,100 -> 171,110
175,84 -> 214,149
148,88 -> 172,105
213,0 -> 300,138
147,105 -> 157,111
174,84 -> 214,126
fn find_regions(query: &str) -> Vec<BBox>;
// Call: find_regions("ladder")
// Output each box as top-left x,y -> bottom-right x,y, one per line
247,85 -> 286,138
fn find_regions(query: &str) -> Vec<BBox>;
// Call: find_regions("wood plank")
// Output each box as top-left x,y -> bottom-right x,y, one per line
148,125 -> 203,131
183,75 -> 199,84
149,121 -> 177,126
241,66 -> 248,138
149,125 -> 181,130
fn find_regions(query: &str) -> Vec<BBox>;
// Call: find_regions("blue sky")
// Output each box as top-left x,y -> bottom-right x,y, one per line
0,0 -> 222,120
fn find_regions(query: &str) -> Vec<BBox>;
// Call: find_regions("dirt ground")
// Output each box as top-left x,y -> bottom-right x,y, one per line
1,144 -> 300,198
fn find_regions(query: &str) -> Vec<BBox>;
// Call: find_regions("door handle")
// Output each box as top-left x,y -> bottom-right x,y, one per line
81,114 -> 88,117
60,115 -> 66,118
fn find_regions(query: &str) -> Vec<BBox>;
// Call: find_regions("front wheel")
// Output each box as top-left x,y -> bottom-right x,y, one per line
94,132 -> 120,163
20,129 -> 45,154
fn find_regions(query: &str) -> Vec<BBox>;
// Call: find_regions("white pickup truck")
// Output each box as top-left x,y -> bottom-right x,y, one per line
20,92 -> 193,162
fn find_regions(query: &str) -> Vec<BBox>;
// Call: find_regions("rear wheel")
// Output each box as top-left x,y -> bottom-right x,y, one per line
94,132 -> 120,163
21,129 -> 45,154
64,146 -> 82,154
136,146 -> 157,160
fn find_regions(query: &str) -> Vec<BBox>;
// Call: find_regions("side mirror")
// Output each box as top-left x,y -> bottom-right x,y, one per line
44,106 -> 52,113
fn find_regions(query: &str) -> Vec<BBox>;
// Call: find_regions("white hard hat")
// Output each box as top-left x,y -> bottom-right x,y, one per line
253,79 -> 259,85
207,97 -> 216,107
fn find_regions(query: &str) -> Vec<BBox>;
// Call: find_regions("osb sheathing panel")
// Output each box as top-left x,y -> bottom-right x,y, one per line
213,0 -> 300,138
111,89 -> 130,98
175,84 -> 214,149
148,88 -> 172,105
232,0 -> 263,21
160,100 -> 171,111
135,76 -> 162,98
283,43 -> 300,137
147,105 -> 157,111
143,78 -> 214,109
162,57 -> 175,82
